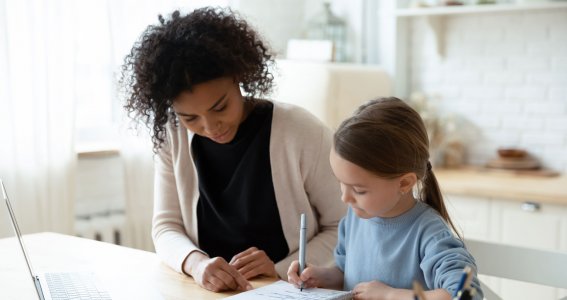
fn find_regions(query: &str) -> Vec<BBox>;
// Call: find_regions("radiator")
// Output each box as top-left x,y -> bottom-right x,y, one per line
75,212 -> 126,245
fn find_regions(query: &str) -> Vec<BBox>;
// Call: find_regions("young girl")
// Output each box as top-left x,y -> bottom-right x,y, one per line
121,7 -> 345,292
288,97 -> 483,300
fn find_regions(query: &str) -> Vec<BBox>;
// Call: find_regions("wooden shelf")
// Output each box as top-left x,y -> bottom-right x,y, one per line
396,1 -> 567,17
383,1 -> 567,95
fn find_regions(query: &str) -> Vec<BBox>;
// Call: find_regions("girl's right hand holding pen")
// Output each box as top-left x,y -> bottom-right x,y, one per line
287,260 -> 320,289
287,260 -> 344,290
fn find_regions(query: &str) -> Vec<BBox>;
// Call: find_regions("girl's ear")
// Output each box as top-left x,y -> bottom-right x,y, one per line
399,173 -> 417,194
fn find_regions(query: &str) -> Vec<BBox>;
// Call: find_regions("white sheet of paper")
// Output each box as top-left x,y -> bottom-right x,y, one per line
223,280 -> 352,300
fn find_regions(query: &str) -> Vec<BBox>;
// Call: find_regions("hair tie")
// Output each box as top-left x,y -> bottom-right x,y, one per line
426,161 -> 432,171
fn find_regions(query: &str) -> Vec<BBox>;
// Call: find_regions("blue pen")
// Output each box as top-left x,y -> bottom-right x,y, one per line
457,289 -> 472,300
298,213 -> 307,291
454,266 -> 471,297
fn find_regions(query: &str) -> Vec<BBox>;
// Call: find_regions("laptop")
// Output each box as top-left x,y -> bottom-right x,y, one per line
1,179 -> 112,300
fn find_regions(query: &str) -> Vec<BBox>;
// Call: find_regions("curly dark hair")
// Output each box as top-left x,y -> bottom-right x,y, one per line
120,7 -> 275,152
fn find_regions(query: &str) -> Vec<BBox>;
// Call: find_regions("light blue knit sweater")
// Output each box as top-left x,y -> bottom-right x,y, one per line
335,201 -> 483,299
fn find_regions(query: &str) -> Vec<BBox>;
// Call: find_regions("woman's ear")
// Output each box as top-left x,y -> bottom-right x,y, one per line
399,173 -> 417,194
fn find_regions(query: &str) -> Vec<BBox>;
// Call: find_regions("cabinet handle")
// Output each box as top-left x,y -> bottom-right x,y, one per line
521,201 -> 541,212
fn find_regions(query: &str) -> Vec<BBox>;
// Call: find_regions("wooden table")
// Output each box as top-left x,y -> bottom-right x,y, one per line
0,232 -> 275,300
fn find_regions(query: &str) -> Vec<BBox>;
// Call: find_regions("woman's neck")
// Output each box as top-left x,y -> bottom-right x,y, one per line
239,99 -> 257,123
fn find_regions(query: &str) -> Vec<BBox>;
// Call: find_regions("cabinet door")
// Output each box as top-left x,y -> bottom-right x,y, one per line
492,199 -> 566,300
444,195 -> 501,294
560,219 -> 567,299
493,199 -> 563,250
445,195 -> 491,241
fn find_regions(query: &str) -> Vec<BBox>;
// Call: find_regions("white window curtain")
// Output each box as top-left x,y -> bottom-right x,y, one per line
1,0 -> 229,244
0,0 -> 77,237
119,131 -> 155,251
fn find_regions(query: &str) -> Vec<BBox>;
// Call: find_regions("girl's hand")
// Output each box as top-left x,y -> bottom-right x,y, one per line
353,281 -> 451,300
229,247 -> 278,279
184,252 -> 252,292
286,260 -> 327,289
352,280 -> 394,300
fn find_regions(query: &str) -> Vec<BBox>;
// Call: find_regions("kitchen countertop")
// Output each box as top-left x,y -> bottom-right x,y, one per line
434,167 -> 567,205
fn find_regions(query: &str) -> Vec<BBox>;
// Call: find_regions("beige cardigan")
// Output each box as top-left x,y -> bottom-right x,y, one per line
151,102 -> 347,279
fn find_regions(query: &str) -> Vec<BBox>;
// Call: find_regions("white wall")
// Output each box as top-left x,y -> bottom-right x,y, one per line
236,0 -> 367,62
408,10 -> 567,172
235,0 -> 306,57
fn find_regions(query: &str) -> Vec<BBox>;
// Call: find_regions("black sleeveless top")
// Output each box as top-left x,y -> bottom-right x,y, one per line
192,101 -> 289,263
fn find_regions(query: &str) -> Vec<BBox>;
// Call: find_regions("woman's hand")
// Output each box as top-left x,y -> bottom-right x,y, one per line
229,247 -> 277,279
183,251 -> 252,292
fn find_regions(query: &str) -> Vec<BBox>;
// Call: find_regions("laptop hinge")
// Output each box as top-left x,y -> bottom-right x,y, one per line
34,276 -> 45,300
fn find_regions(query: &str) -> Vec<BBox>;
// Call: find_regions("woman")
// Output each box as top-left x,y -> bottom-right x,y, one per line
120,7 -> 345,292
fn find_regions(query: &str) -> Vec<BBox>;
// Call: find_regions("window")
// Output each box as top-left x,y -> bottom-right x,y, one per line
74,0 -> 230,152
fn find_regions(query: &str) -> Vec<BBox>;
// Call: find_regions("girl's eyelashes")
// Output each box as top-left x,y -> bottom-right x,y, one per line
352,188 -> 366,195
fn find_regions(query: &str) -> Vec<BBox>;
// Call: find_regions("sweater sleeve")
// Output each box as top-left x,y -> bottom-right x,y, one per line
303,122 -> 346,264
274,113 -> 347,278
152,131 -> 206,274
419,225 -> 484,300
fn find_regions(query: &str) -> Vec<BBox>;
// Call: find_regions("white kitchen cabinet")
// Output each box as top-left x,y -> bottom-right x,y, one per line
491,199 -> 566,300
492,199 -> 565,251
446,194 -> 567,299
445,195 -> 493,241
561,221 -> 567,299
